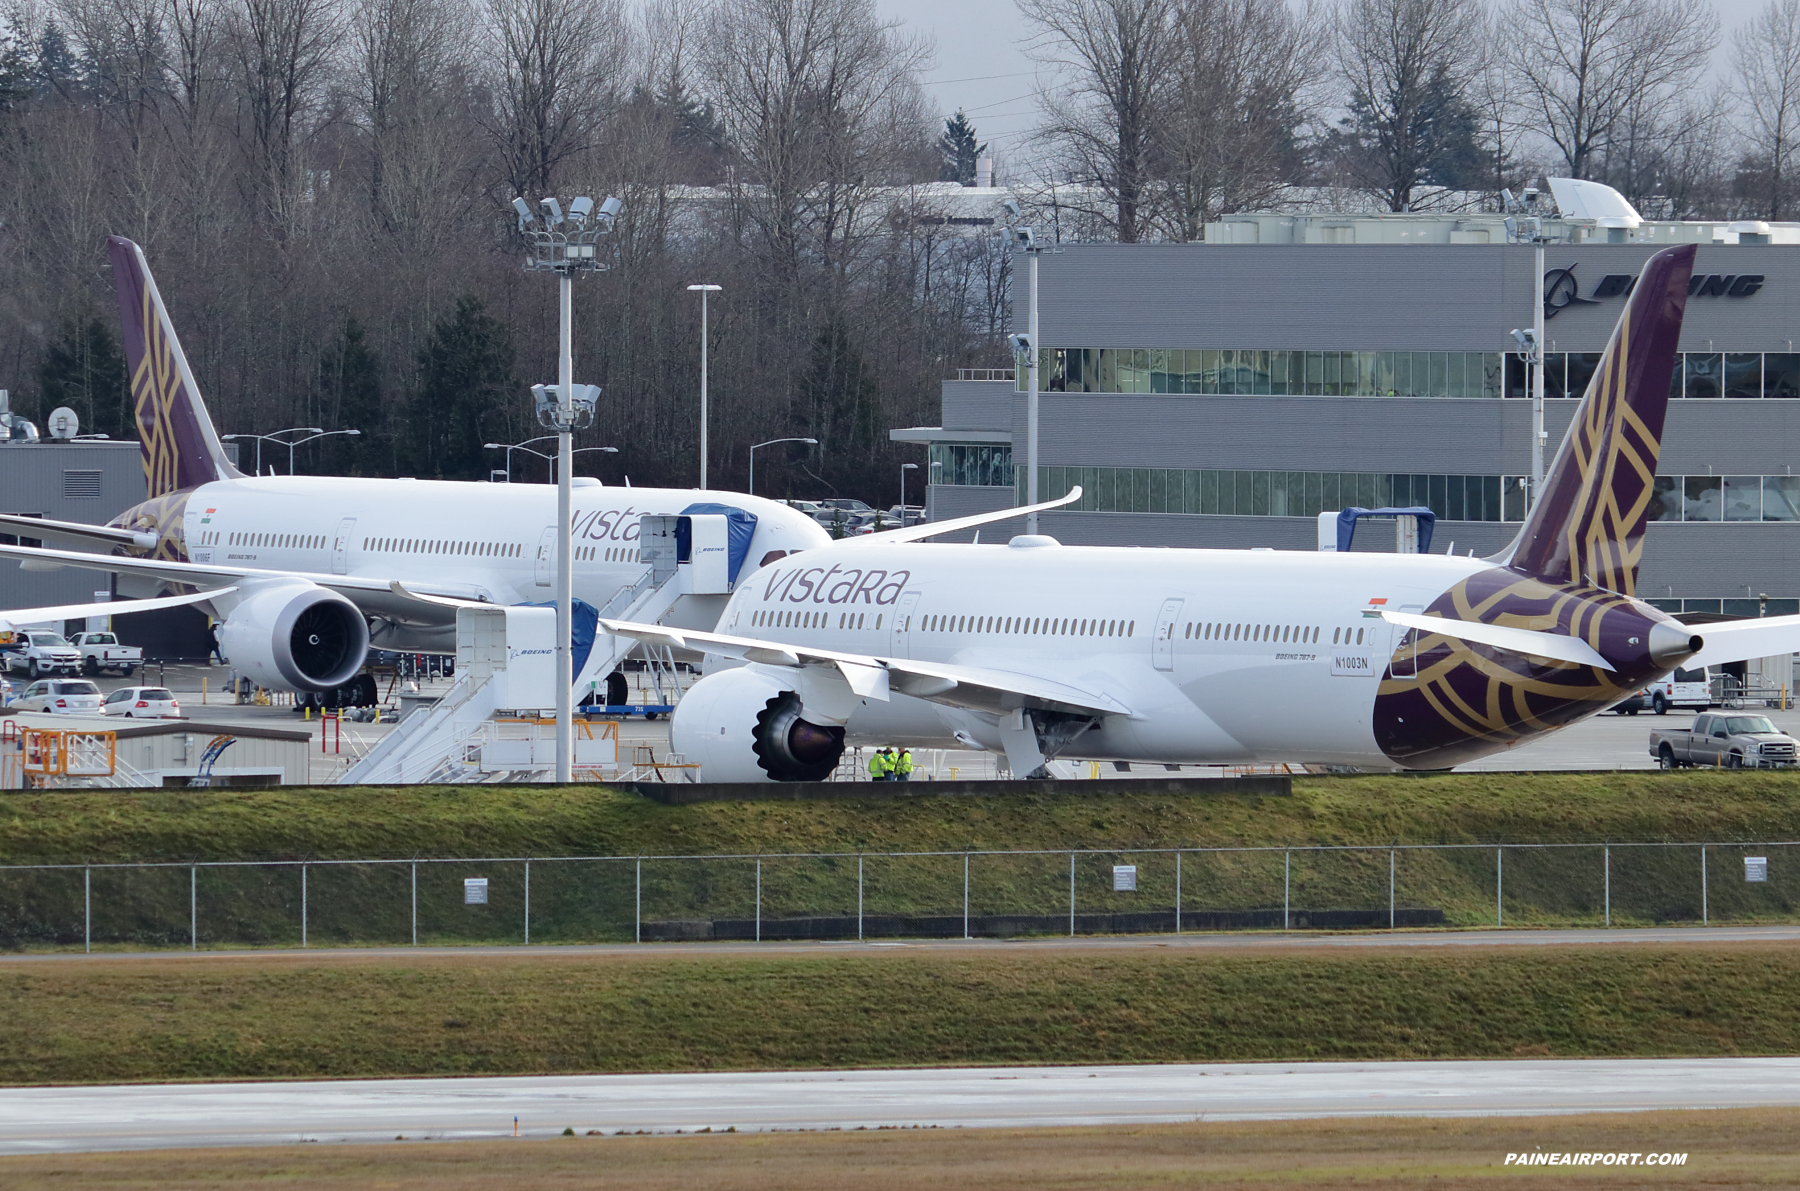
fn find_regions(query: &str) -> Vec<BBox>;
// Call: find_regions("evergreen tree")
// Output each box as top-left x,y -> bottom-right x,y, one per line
36,316 -> 129,439
409,297 -> 515,480
318,318 -> 383,475
938,109 -> 987,185
801,318 -> 881,496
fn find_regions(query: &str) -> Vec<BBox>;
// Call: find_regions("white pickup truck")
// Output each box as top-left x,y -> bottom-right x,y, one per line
69,631 -> 141,677
0,629 -> 84,678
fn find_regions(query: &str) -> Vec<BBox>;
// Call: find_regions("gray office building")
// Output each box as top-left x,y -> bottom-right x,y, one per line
899,207 -> 1800,620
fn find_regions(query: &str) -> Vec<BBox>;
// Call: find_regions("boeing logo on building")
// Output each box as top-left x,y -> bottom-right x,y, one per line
1546,264 -> 1765,317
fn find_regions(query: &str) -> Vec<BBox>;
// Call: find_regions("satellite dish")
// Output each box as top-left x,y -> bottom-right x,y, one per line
46,407 -> 79,440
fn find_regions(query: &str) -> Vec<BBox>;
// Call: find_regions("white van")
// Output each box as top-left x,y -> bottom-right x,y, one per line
1643,666 -> 1712,715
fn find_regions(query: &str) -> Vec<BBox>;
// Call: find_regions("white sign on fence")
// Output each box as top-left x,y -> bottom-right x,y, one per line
1746,857 -> 1768,883
464,877 -> 489,904
1113,865 -> 1137,892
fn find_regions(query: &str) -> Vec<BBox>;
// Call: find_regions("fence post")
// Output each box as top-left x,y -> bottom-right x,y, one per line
190,866 -> 197,951
1496,848 -> 1503,927
523,860 -> 530,945
301,863 -> 308,948
963,853 -> 970,940
635,858 -> 641,944
857,854 -> 864,942
1604,845 -> 1610,928
755,857 -> 761,943
1174,850 -> 1181,935
1701,846 -> 1708,926
1069,852 -> 1076,936
411,862 -> 417,946
1283,850 -> 1290,930
1388,849 -> 1395,929
83,867 -> 90,954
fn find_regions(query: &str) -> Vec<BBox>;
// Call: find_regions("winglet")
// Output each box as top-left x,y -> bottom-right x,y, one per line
1498,244 -> 1695,594
867,486 -> 1083,545
108,237 -> 244,496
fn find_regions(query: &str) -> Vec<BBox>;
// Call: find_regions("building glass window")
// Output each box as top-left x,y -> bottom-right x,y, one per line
1686,353 -> 1724,398
1684,475 -> 1723,520
1726,353 -> 1763,399
1649,476 -> 1682,522
1566,352 -> 1602,400
1723,476 -> 1762,520
1765,354 -> 1800,397
929,443 -> 1014,486
1765,476 -> 1800,521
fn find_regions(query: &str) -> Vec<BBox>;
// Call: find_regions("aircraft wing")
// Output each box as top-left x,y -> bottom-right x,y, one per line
1683,614 -> 1800,670
0,587 -> 238,629
599,617 -> 1133,719
0,542 -> 493,624
861,487 -> 1083,545
1381,610 -> 1614,671
0,512 -> 157,552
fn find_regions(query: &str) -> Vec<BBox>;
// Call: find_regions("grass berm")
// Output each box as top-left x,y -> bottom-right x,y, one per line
0,771 -> 1797,948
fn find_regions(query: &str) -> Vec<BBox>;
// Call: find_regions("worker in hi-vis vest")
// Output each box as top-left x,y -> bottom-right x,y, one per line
868,748 -> 892,781
894,748 -> 914,781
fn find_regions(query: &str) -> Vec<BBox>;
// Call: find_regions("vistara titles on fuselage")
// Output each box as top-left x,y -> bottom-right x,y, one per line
0,236 -> 828,695
604,243 -> 1800,779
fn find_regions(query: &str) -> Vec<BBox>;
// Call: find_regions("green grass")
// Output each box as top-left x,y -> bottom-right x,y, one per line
3,772 -> 1800,947
1,944 -> 1797,1084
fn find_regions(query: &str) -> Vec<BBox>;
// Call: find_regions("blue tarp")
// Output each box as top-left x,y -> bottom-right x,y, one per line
518,598 -> 599,678
1337,507 -> 1437,555
680,502 -> 759,589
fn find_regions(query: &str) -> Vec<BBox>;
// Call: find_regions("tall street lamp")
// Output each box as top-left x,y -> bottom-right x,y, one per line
1001,201 -> 1045,533
514,191 -> 621,783
900,462 -> 918,524
486,441 -> 618,482
687,284 -> 721,489
1506,191 -> 1552,513
748,436 -> 817,497
484,434 -> 559,482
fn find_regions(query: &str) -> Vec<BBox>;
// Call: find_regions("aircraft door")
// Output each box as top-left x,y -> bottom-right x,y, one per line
331,517 -> 356,575
1153,597 -> 1182,671
534,525 -> 556,587
890,591 -> 921,657
1390,603 -> 1424,678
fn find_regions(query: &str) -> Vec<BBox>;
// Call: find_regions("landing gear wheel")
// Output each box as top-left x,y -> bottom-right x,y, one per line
1653,693 -> 1667,715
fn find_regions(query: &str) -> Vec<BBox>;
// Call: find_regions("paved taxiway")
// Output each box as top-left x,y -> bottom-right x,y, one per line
4,1058 -> 1799,1153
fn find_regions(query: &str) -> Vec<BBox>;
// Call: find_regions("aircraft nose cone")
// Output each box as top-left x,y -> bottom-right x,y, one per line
1648,620 -> 1702,665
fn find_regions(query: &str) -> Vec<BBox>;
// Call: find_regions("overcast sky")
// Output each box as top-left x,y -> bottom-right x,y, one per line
879,0 -> 1773,173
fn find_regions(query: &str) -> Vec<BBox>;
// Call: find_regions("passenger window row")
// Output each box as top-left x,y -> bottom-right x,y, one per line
921,614 -> 1136,638
229,532 -> 327,549
752,609 -> 881,630
576,546 -> 639,562
364,537 -> 522,557
1184,622 -> 1319,644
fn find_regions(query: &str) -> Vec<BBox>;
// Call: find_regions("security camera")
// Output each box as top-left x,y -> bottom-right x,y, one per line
568,196 -> 594,227
512,197 -> 533,230
1008,332 -> 1032,356
1011,226 -> 1036,250
1522,187 -> 1540,209
1003,198 -> 1022,222
1509,328 -> 1536,352
539,197 -> 564,227
598,196 -> 623,224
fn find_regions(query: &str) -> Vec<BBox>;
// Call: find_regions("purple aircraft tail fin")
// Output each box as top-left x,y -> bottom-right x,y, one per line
108,236 -> 243,498
1498,243 -> 1696,595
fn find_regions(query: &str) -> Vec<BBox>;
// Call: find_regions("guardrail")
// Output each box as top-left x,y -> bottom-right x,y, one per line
0,839 -> 1793,952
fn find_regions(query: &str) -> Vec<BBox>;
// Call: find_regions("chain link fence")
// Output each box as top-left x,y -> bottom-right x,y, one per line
0,841 -> 1794,952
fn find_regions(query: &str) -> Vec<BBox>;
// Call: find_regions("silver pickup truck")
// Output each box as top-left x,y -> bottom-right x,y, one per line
1650,713 -> 1800,769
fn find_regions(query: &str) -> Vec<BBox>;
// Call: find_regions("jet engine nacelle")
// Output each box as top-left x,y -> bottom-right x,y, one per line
671,666 -> 845,782
218,580 -> 370,693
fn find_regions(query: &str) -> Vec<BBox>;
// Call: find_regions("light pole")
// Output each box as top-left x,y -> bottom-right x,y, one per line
223,426 -> 323,476
748,436 -> 817,497
1506,193 -> 1551,512
901,462 -> 918,523
687,284 -> 721,489
1001,201 -> 1043,533
485,441 -> 618,483
514,192 -> 621,783
484,434 -> 559,482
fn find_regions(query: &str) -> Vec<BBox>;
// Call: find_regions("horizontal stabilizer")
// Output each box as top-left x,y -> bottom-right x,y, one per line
1684,614 -> 1800,670
599,616 -> 1132,719
0,587 -> 237,629
1381,610 -> 1614,671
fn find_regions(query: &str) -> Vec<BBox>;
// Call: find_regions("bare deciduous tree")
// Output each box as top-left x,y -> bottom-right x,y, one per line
229,0 -> 338,232
482,0 -> 626,198
1734,0 -> 1800,220
1503,0 -> 1716,183
1021,0 -> 1175,243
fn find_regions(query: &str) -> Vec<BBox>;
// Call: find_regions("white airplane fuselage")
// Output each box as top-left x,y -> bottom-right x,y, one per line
716,538 -> 1501,768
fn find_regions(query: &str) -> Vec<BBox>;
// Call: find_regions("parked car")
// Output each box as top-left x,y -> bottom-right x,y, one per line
8,678 -> 105,715
70,631 -> 142,677
1650,713 -> 1800,769
0,629 -> 83,678
100,686 -> 181,718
